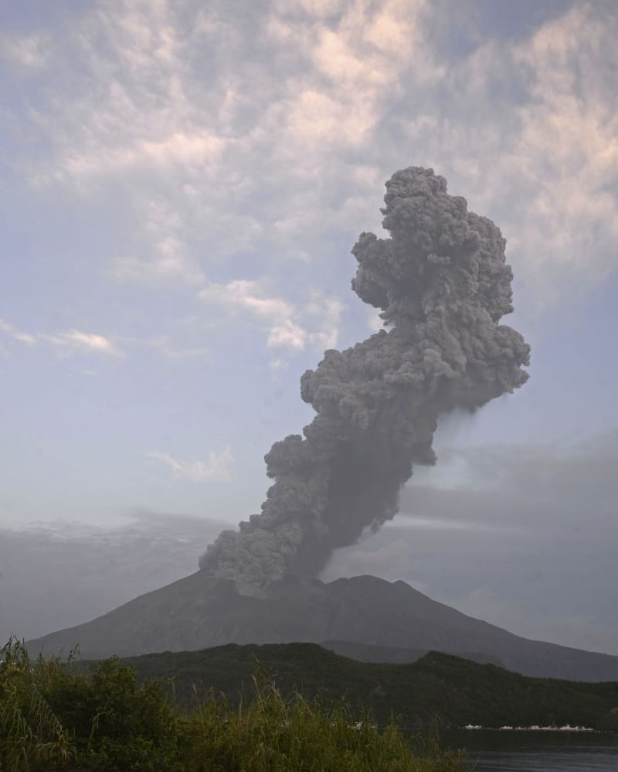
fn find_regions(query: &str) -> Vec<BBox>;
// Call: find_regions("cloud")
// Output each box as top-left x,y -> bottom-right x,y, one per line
65,132 -> 226,179
42,329 -> 123,357
500,4 -> 618,301
366,310 -> 384,333
269,358 -> 289,371
0,319 -> 36,346
200,280 -> 307,350
393,515 -> 520,534
321,538 -> 412,583
112,196 -> 205,285
304,294 -> 345,350
0,32 -> 49,69
0,511 -> 228,642
147,335 -> 210,360
6,0 -> 617,312
14,0 -> 438,289
414,2 -> 618,305
397,432 -> 618,532
145,447 -> 234,482
1,321 -> 121,357
1,317 -> 210,364
199,280 -> 343,353
321,431 -> 618,653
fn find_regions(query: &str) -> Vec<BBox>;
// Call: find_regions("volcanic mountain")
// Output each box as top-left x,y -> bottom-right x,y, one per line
28,573 -> 618,682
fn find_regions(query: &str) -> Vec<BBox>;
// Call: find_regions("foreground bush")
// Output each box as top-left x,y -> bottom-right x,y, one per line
0,639 -> 464,771
0,640 -> 72,771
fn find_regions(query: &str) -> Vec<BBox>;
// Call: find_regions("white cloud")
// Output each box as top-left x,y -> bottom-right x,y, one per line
0,319 -> 36,346
507,5 -> 618,299
145,448 -> 234,482
61,131 -> 226,180
279,0 -> 440,162
269,358 -> 288,371
8,0 -> 617,309
148,335 -> 210,359
200,280 -> 307,351
112,195 -> 205,286
285,89 -> 377,150
0,32 -> 49,69
1,320 -> 210,362
271,0 -> 345,18
17,0 -> 438,290
415,2 -> 618,305
366,310 -> 384,333
305,294 -> 345,350
1,320 -> 125,358
43,330 -> 123,357
199,280 -> 345,353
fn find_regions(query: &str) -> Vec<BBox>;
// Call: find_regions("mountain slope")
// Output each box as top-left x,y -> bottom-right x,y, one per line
28,573 -> 618,681
118,643 -> 618,730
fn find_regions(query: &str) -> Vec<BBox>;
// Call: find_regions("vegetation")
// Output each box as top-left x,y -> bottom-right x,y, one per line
0,639 -> 464,772
121,642 -> 618,731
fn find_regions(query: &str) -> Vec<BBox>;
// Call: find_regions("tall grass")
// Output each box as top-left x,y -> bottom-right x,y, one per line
0,638 -> 466,771
182,678 -> 465,771
0,639 -> 73,771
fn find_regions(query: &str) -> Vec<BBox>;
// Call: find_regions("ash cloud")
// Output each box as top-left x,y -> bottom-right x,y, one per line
199,167 -> 530,586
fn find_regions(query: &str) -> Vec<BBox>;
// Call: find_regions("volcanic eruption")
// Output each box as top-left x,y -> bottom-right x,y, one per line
199,167 -> 530,588
35,171 -> 618,683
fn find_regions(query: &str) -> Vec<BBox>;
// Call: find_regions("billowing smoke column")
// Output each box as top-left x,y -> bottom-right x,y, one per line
200,167 -> 530,587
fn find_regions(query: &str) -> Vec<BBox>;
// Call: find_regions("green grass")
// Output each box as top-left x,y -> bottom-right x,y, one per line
0,639 -> 465,772
0,640 -> 73,771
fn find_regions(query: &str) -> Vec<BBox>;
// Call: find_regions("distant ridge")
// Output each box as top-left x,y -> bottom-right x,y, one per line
119,643 -> 618,730
28,573 -> 618,682
321,639 -> 505,667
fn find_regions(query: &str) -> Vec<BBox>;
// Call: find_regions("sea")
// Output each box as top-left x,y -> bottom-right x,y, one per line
441,729 -> 618,771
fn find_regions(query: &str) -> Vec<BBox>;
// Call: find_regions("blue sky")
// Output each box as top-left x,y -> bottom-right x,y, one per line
1,0 -> 617,651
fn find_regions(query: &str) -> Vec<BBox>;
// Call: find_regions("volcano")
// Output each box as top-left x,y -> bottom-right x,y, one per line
28,574 -> 618,682
26,170 -> 606,683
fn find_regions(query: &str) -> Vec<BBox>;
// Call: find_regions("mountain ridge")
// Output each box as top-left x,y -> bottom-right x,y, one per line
116,643 -> 618,731
27,572 -> 618,681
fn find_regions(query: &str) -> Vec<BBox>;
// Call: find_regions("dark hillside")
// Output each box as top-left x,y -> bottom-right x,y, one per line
115,643 -> 618,731
322,640 -> 504,666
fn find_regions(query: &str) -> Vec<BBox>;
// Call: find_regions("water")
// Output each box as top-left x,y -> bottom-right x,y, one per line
442,730 -> 618,771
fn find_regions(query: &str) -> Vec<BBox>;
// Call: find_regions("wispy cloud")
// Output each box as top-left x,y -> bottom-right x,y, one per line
403,2 -> 618,304
2,317 -> 210,362
304,294 -> 344,350
112,197 -> 205,286
42,330 -> 123,357
394,515 -> 520,534
199,280 -> 308,351
0,319 -> 37,346
145,448 -> 234,482
7,0 -> 618,309
147,335 -> 210,360
0,32 -> 50,69
17,0 -> 436,289
199,280 -> 344,353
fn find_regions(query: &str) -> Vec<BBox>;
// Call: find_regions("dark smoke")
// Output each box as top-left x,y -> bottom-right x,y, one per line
199,167 -> 530,587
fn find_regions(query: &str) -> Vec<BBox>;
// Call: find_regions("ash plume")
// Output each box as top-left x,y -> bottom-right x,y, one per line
199,167 -> 530,587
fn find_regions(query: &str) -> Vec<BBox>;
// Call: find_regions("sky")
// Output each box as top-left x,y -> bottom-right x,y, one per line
1,0 -> 617,653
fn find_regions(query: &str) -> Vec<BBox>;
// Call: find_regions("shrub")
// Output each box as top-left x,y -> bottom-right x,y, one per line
0,639 -> 465,771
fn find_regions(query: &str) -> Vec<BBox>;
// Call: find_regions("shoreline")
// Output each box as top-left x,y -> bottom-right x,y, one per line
462,724 -> 599,733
